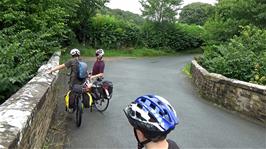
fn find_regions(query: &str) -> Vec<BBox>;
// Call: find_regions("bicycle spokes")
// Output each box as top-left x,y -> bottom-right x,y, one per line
94,98 -> 109,112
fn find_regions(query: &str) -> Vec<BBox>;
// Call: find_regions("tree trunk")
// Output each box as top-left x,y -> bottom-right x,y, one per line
83,34 -> 86,46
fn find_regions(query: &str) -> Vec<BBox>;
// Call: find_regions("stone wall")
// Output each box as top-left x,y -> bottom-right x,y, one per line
191,60 -> 266,124
0,52 -> 61,149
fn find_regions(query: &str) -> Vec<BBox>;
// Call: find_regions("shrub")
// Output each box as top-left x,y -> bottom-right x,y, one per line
89,14 -> 141,49
200,26 -> 266,85
203,0 -> 266,44
0,0 -> 77,103
0,29 -> 57,102
141,22 -> 205,51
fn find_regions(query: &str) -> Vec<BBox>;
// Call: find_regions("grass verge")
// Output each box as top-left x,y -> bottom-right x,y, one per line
60,44 -> 203,62
182,63 -> 192,78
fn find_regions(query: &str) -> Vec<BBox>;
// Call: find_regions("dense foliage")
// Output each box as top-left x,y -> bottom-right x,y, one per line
204,0 -> 266,43
102,8 -> 145,25
0,0 -> 83,102
179,2 -> 215,26
84,13 -> 205,50
141,22 -> 205,50
88,14 -> 141,49
72,0 -> 109,44
199,0 -> 266,85
201,26 -> 266,85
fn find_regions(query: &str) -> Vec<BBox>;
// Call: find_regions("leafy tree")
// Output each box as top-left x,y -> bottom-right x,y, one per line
179,2 -> 215,25
102,8 -> 145,25
204,0 -> 266,43
0,0 -> 79,102
201,0 -> 266,85
214,0 -> 266,28
89,14 -> 140,49
201,26 -> 266,85
253,0 -> 266,28
140,0 -> 182,23
141,21 -> 204,50
72,0 -> 109,44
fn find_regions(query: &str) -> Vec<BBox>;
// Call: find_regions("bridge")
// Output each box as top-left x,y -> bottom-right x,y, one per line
0,53 -> 265,148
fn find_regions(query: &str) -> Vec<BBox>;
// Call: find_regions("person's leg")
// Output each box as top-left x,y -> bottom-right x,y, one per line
85,83 -> 93,92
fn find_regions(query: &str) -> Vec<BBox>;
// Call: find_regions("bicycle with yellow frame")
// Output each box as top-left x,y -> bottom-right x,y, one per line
65,79 -> 113,127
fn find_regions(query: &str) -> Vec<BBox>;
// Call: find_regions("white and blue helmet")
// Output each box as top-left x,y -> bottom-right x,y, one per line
124,95 -> 179,138
70,48 -> 80,56
96,49 -> 104,57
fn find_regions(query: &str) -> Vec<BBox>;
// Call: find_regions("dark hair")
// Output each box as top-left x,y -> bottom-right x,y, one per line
139,128 -> 168,142
72,54 -> 79,58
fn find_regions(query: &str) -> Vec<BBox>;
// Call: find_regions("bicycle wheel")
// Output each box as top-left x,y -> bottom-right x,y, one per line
76,97 -> 83,127
94,98 -> 109,112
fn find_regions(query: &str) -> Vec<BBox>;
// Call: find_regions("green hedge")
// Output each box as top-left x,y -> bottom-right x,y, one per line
200,26 -> 266,85
140,22 -> 205,51
0,0 -> 78,102
88,14 -> 141,49
204,0 -> 266,44
86,15 -> 205,51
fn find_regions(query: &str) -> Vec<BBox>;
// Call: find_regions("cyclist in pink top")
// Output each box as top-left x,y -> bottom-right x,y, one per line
85,49 -> 105,91
89,49 -> 105,80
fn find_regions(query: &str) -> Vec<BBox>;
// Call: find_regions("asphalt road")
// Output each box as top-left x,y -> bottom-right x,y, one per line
62,55 -> 266,149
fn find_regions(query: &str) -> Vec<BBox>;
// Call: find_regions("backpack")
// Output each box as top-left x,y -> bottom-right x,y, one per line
76,60 -> 88,80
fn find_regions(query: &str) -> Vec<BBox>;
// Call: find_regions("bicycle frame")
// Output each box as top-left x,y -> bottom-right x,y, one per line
75,93 -> 84,127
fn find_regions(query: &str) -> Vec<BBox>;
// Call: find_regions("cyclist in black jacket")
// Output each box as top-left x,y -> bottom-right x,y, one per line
123,94 -> 180,149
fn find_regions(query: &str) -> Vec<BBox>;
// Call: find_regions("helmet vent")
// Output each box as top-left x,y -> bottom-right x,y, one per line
159,111 -> 163,116
141,98 -> 146,102
157,101 -> 162,105
136,111 -> 146,121
148,113 -> 157,122
137,103 -> 143,109
164,109 -> 167,114
163,115 -> 170,122
129,109 -> 135,117
163,110 -> 171,121
147,95 -> 153,98
150,104 -> 156,110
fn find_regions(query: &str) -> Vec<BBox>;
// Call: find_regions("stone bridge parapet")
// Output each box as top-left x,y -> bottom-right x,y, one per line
191,60 -> 266,124
0,52 -> 60,148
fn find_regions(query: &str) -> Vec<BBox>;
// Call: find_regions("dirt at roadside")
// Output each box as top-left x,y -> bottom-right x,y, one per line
43,72 -> 69,149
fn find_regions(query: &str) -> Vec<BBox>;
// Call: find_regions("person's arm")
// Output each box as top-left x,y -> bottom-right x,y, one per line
47,64 -> 66,74
90,73 -> 104,79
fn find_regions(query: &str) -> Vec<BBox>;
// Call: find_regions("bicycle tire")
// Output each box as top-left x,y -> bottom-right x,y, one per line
76,97 -> 83,127
94,98 -> 109,112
